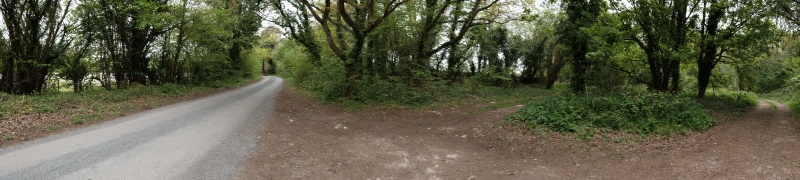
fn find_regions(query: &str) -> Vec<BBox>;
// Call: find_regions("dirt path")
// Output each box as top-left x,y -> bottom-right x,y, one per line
241,88 -> 800,179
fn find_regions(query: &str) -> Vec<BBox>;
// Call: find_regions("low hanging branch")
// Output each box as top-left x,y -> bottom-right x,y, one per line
296,0 -> 408,61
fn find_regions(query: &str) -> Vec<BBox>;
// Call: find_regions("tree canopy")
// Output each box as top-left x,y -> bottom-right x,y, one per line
1,0 -> 797,101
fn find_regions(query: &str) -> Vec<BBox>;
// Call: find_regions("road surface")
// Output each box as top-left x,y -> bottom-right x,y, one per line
0,76 -> 282,180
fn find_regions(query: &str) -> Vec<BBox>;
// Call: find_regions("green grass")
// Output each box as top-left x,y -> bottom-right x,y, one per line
68,115 -> 85,124
761,85 -> 800,118
767,101 -> 778,109
68,114 -> 103,125
2,134 -> 13,141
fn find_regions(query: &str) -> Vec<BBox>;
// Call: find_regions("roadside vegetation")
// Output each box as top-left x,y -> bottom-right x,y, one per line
0,77 -> 259,144
0,0 -> 266,145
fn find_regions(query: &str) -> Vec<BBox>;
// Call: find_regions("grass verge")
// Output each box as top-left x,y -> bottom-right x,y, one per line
761,86 -> 800,118
0,77 -> 261,146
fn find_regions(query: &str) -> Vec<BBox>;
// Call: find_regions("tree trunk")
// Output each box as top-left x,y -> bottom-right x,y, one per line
697,0 -> 723,98
0,57 -> 14,93
0,0 -> 69,94
545,48 -> 566,89
697,63 -> 713,98
262,59 -> 267,75
267,58 -> 276,74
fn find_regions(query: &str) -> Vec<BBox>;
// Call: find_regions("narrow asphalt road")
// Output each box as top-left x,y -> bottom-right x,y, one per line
0,76 -> 282,180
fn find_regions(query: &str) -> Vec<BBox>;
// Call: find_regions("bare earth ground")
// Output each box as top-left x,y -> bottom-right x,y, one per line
241,87 -> 800,179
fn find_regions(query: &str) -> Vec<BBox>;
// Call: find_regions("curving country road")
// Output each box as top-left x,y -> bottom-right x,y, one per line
0,76 -> 282,180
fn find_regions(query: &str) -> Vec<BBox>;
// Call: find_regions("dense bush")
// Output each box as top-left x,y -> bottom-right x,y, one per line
274,41 -> 436,105
506,93 -> 715,136
738,61 -> 793,93
468,70 -> 516,87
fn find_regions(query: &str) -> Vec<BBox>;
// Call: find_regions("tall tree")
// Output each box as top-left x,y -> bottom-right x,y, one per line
0,0 -> 74,94
558,0 -> 605,93
223,0 -> 265,76
774,0 -> 800,27
295,0 -> 408,96
269,0 -> 322,65
696,0 -> 776,98
411,0 -> 500,74
621,0 -> 692,92
155,0 -> 190,84
76,0 -> 170,87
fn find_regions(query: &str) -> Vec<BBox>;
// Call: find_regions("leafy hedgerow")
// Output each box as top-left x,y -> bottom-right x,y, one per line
506,93 -> 715,136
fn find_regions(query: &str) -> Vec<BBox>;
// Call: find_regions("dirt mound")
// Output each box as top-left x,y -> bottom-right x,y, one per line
241,88 -> 800,179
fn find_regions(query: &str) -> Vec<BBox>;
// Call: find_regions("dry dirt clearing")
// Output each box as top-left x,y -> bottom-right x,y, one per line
241,87 -> 800,179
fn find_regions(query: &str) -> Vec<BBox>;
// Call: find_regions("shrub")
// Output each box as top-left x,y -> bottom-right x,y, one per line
694,89 -> 759,112
506,93 -> 715,136
738,61 -> 792,93
468,70 -> 515,87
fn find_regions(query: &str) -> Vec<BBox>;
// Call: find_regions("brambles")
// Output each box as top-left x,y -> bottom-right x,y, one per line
507,93 -> 715,136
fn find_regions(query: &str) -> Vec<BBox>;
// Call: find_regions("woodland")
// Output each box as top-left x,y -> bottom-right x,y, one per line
1,0 -> 799,135
263,0 -> 800,135
1,0 -> 264,94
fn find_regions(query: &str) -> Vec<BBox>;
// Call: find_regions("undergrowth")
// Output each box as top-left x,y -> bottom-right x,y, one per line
761,83 -> 800,118
0,77 -> 258,121
274,41 -> 564,108
691,89 -> 759,115
277,58 -> 563,108
506,93 -> 716,137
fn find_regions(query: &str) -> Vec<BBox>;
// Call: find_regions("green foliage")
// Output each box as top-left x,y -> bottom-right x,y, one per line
275,37 -> 563,107
352,75 -> 422,104
586,65 -> 625,91
243,50 -> 265,77
274,41 -> 348,100
3,134 -> 13,141
0,0 -> 71,94
738,60 -> 793,93
507,93 -> 715,136
693,89 -> 759,113
558,0 -> 606,93
762,80 -> 800,117
69,115 -> 86,124
468,70 -> 516,87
